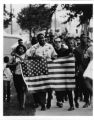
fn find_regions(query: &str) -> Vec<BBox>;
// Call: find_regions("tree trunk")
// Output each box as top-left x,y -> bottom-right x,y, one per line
29,29 -> 32,41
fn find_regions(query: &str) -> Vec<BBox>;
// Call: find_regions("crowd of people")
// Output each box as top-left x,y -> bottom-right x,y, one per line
3,31 -> 93,111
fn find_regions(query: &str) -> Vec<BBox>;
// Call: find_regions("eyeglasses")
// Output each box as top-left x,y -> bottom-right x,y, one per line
55,41 -> 61,43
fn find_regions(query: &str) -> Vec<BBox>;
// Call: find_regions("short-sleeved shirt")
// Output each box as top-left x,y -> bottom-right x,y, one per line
3,63 -> 13,81
26,42 -> 57,60
11,44 -> 26,75
15,54 -> 26,75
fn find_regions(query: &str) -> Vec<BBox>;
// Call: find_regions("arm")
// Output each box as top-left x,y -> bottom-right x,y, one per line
50,45 -> 57,60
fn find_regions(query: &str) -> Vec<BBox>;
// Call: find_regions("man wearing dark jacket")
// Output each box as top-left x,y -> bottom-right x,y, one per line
74,34 -> 91,108
54,37 -> 68,108
54,37 -> 75,110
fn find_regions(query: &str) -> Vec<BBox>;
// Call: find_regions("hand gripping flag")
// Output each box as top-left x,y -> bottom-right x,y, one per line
21,56 -> 75,92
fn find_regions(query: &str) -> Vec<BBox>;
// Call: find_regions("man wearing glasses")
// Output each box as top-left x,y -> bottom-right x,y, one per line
54,37 -> 68,108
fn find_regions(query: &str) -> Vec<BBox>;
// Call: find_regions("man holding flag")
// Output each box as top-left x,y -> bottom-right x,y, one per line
54,37 -> 76,111
26,33 -> 57,110
21,34 -> 76,111
53,37 -> 68,108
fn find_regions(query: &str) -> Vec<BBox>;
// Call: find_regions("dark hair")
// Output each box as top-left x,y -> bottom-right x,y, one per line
37,33 -> 44,40
15,45 -> 27,55
66,37 -> 74,44
59,35 -> 62,39
4,56 -> 9,63
18,39 -> 23,44
80,33 -> 86,38
32,37 -> 38,45
75,36 -> 80,40
80,34 -> 90,39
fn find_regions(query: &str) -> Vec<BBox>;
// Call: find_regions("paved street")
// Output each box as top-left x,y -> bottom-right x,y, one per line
4,86 -> 93,116
35,92 -> 93,116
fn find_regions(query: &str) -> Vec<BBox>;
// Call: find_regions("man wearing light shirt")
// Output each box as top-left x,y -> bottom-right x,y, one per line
26,33 -> 57,110
26,34 -> 57,61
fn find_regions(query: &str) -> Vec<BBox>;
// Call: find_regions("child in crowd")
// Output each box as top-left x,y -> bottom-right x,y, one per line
3,56 -> 13,102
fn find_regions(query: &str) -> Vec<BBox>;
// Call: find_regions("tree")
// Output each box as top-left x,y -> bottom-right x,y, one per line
61,4 -> 93,36
61,4 -> 93,26
17,4 -> 57,40
3,4 -> 14,28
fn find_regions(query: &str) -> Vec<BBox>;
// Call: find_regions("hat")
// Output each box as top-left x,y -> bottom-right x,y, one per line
18,39 -> 23,42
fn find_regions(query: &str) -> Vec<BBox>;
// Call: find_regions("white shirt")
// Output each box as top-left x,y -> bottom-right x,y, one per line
15,54 -> 26,75
3,63 -> 13,81
26,42 -> 57,60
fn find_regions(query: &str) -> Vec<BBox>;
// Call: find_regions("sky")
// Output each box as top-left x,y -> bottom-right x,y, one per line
6,4 -> 28,15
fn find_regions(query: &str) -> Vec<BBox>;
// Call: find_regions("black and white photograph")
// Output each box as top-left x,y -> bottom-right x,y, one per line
2,0 -> 93,118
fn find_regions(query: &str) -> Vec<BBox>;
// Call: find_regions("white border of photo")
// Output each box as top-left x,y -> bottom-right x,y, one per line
0,0 -> 94,120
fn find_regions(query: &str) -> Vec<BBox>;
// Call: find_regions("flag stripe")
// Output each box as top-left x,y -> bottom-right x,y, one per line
48,66 -> 75,69
48,62 -> 75,66
26,79 -> 75,85
25,77 -> 75,82
28,82 -> 75,87
27,85 -> 75,91
21,56 -> 76,92
49,71 -> 75,74
49,68 -> 75,72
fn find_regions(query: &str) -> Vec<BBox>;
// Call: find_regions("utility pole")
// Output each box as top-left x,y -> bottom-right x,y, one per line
55,11 -> 57,32
10,4 -> 13,34
29,4 -> 32,41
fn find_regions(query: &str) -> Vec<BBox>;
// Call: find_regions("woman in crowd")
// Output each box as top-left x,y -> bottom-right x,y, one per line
11,39 -> 27,110
74,34 -> 91,108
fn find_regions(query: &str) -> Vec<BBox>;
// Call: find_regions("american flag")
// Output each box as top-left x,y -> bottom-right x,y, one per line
21,56 -> 75,92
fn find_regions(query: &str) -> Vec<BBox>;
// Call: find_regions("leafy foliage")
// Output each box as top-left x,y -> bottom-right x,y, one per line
17,4 -> 57,34
3,4 -> 14,28
61,4 -> 93,26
